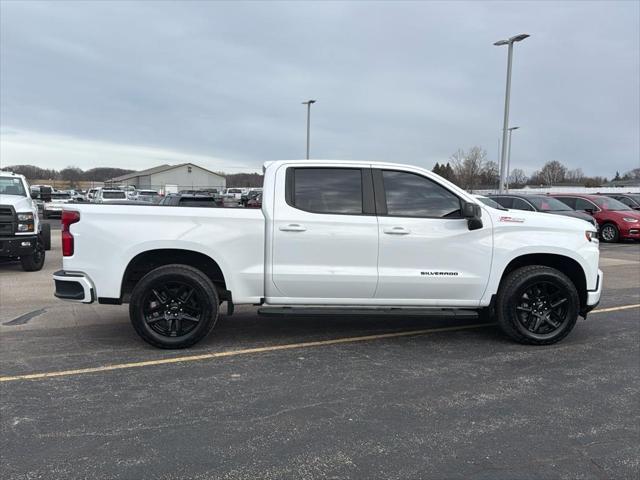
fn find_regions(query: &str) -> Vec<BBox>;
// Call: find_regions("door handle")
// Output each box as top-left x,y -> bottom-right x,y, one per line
383,226 -> 410,235
279,224 -> 307,232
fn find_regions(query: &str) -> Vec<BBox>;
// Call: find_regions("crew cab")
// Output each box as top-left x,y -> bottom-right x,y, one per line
1,172 -> 52,271
53,161 -> 602,348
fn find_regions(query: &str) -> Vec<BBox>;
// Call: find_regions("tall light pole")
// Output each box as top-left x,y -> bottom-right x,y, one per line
302,99 -> 316,159
494,33 -> 529,193
505,126 -> 519,191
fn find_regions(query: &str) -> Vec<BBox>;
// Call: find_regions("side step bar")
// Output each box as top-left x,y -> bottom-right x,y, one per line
258,307 -> 478,318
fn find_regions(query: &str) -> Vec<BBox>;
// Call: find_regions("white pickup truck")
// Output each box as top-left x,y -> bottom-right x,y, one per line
53,160 -> 602,348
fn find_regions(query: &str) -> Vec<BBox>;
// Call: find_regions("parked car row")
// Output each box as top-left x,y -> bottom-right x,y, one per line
487,193 -> 640,243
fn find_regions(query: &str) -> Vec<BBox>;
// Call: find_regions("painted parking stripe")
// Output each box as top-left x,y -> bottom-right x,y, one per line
1,303 -> 638,383
0,323 -> 494,383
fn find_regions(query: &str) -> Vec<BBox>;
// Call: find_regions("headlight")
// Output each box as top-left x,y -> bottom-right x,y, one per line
622,217 -> 638,223
17,212 -> 34,221
17,223 -> 34,232
585,230 -> 599,242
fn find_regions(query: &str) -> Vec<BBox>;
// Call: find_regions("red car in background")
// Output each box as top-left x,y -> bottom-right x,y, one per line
551,194 -> 640,243
246,193 -> 262,208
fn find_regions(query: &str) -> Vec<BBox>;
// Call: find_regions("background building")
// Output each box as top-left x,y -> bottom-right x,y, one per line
107,163 -> 226,193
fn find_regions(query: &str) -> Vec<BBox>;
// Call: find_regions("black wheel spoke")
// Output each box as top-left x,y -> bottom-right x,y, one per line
142,281 -> 204,338
516,280 -> 569,336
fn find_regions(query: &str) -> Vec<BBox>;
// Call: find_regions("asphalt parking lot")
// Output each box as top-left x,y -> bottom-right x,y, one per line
1,229 -> 638,479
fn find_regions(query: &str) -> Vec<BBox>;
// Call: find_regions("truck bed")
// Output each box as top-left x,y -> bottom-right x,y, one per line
63,203 -> 265,304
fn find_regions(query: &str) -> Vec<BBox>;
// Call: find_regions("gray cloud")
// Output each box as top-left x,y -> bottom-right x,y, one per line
1,0 -> 638,176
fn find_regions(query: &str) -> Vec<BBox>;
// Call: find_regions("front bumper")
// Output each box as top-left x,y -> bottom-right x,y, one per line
620,227 -> 640,240
53,270 -> 95,303
582,269 -> 603,316
0,234 -> 38,257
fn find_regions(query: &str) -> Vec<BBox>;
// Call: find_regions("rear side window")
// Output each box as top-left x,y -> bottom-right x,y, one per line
103,191 -> 126,199
178,197 -> 216,207
575,198 -> 597,211
381,170 -> 460,218
512,198 -> 534,211
555,197 -> 576,209
290,168 -> 363,214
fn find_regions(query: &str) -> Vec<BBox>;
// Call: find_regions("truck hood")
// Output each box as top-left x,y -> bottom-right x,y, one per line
0,194 -> 34,212
482,205 -> 595,232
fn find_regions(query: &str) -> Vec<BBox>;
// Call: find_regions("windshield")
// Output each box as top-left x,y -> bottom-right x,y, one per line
103,191 -> 127,199
527,196 -> 572,212
592,196 -> 632,211
476,196 -> 506,210
0,177 -> 27,196
51,192 -> 71,199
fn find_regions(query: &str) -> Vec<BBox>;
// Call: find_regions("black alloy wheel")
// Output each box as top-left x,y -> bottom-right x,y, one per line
496,265 -> 579,345
130,264 -> 219,348
514,281 -> 570,340
142,282 -> 204,338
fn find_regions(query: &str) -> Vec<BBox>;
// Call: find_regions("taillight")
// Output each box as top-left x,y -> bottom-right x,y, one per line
61,210 -> 80,256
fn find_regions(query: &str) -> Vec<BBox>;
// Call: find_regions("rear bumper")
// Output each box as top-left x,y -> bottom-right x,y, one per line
582,269 -> 603,316
0,235 -> 38,257
53,270 -> 95,303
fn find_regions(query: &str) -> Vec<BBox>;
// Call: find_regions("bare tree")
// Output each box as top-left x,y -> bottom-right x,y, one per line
508,168 -> 528,187
539,160 -> 567,185
565,168 -> 584,183
450,146 -> 487,190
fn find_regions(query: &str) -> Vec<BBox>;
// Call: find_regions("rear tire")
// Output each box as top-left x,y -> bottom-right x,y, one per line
129,264 -> 219,349
600,223 -> 619,243
20,238 -> 45,272
496,266 -> 579,345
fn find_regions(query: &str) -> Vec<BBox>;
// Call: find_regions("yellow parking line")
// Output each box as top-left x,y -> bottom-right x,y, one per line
590,304 -> 640,314
1,303 -> 638,384
0,323 -> 493,383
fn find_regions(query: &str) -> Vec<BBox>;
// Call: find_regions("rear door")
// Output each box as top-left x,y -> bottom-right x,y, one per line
373,169 -> 492,304
270,166 -> 379,300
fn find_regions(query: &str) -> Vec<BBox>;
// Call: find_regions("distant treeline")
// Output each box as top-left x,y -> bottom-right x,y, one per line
1,164 -> 265,188
1,165 -> 135,182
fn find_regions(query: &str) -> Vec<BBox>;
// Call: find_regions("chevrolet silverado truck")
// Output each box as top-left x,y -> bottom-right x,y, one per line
53,160 -> 602,348
1,172 -> 52,271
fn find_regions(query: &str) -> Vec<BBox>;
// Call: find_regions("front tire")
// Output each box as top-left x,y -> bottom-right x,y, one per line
20,238 -> 45,271
496,266 -> 579,345
600,223 -> 619,243
129,264 -> 219,349
41,223 -> 51,251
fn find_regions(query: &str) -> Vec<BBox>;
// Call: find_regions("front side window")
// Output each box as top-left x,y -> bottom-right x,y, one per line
382,170 -> 460,218
292,168 -> 363,214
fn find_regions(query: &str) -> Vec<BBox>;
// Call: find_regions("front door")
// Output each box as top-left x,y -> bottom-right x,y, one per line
374,169 -> 492,305
270,166 -> 379,300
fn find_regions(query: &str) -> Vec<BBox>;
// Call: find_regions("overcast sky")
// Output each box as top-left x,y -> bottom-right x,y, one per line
1,0 -> 638,176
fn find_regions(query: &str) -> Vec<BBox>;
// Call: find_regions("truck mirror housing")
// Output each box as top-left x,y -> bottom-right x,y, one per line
462,201 -> 483,230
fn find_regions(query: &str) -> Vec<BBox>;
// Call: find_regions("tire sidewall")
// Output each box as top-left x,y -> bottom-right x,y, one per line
129,266 -> 219,348
498,267 -> 579,345
600,223 -> 619,243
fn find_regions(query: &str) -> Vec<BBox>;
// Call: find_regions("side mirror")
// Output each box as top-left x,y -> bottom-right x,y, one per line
584,208 -> 595,215
462,201 -> 483,231
40,186 -> 52,203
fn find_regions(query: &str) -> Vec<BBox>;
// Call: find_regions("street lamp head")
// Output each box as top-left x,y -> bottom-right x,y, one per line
494,34 -> 530,46
510,34 -> 530,43
508,126 -> 520,131
302,99 -> 317,105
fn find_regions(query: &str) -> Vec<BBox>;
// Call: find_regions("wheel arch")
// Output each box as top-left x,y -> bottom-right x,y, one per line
120,248 -> 229,303
498,253 -> 587,311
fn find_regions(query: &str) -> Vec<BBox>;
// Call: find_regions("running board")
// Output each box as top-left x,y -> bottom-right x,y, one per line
258,307 -> 478,318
